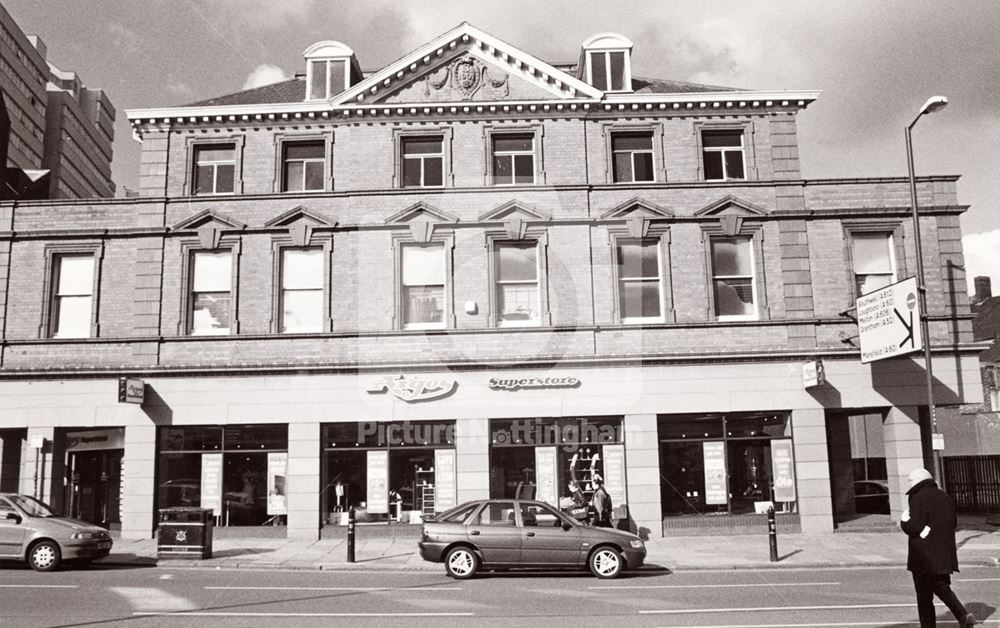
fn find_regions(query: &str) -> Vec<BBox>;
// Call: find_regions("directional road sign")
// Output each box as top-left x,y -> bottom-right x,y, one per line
856,276 -> 922,364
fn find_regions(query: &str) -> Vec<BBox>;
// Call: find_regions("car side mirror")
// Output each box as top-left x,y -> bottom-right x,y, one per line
4,512 -> 21,524
562,522 -> 572,531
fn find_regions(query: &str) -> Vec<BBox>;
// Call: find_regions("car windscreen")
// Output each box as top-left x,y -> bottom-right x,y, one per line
8,495 -> 57,517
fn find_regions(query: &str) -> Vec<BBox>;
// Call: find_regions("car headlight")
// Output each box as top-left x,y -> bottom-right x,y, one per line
71,532 -> 97,540
630,539 -> 644,549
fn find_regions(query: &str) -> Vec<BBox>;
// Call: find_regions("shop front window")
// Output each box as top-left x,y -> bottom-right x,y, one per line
156,425 -> 288,527
321,420 -> 456,526
658,412 -> 795,519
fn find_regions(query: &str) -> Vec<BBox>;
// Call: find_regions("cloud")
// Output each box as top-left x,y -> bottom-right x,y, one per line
242,64 -> 291,90
962,230 -> 1000,296
107,22 -> 142,57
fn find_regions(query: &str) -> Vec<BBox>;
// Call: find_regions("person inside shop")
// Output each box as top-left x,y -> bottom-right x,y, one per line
567,480 -> 586,508
590,476 -> 613,528
559,480 -> 589,521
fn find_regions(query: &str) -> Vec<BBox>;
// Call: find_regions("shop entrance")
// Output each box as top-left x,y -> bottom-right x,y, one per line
68,450 -> 122,527
826,409 -> 889,525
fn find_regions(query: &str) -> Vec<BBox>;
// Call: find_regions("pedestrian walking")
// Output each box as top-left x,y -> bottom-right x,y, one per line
590,477 -> 613,528
900,467 -> 977,627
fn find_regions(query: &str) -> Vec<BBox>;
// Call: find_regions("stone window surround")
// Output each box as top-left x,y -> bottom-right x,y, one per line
272,131 -> 336,193
601,123 -> 667,185
182,135 -> 245,196
482,124 -> 546,186
390,230 -> 456,330
177,237 -> 243,335
607,224 -> 674,324
39,241 -> 104,339
269,233 -> 335,334
700,221 -> 769,321
694,120 -> 756,182
392,127 -> 454,189
484,229 -> 552,327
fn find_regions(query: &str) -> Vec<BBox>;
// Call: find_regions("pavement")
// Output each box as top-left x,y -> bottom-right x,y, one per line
97,515 -> 1000,572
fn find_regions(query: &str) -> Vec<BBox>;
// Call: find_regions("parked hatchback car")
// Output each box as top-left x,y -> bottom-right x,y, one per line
0,494 -> 112,571
419,499 -> 645,579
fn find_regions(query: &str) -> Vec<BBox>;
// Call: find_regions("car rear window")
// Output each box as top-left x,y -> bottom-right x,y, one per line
439,503 -> 478,523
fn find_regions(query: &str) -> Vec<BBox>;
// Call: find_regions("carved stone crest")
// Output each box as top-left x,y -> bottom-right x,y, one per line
425,56 -> 509,101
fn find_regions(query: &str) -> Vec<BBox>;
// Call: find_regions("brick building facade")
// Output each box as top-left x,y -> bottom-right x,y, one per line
0,24 -> 984,540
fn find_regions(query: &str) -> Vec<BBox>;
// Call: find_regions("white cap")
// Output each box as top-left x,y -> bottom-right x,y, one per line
907,468 -> 933,491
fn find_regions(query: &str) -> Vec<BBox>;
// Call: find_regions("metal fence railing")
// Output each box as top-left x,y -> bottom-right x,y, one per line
944,455 -> 1000,514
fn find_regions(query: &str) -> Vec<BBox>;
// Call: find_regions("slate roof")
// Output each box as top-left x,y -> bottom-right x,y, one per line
183,74 -> 741,108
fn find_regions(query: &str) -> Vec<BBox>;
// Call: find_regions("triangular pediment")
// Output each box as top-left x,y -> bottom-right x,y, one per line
600,198 -> 674,220
264,206 -> 337,228
478,200 -> 550,222
385,202 -> 460,225
332,23 -> 601,106
171,209 -> 246,231
694,195 -> 770,217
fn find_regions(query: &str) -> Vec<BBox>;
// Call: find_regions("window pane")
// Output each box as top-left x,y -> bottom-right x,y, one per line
702,130 -> 742,148
621,281 -> 660,319
160,426 -> 223,451
617,241 -> 659,279
513,154 -> 534,183
402,138 -> 441,155
196,146 -> 234,163
327,59 -> 346,94
402,245 -> 444,285
404,285 -> 443,324
310,61 -> 327,99
54,295 -> 92,338
224,424 -> 289,450
493,155 -> 513,184
282,289 -> 323,332
613,133 -> 652,151
57,255 -> 94,295
285,142 -> 324,160
703,151 -> 723,180
496,243 -> 537,282
193,252 -> 232,291
633,152 -> 654,181
714,278 -> 755,316
498,284 -> 538,323
215,164 -> 235,193
402,158 -> 422,187
609,52 -> 625,90
423,157 -> 443,186
724,150 -> 745,179
857,274 -> 893,296
853,234 -> 892,275
613,152 -> 632,182
711,238 -> 752,276
494,134 -> 533,152
590,52 -> 607,90
284,161 -> 304,192
282,249 -> 323,289
192,292 -> 231,333
194,164 -> 213,194
304,161 -> 324,190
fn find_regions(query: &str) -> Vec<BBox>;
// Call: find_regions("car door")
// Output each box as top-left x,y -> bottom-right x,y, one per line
0,498 -> 27,557
518,501 -> 584,566
465,501 -> 521,565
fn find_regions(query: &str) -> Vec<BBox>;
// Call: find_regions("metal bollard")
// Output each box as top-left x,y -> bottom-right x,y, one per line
347,506 -> 356,563
767,506 -> 779,563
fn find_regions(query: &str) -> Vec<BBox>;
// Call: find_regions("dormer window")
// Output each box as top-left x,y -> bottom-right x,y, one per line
303,41 -> 362,101
580,33 -> 633,93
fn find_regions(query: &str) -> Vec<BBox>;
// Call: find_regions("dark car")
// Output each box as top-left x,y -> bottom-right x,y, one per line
419,499 -> 645,579
0,494 -> 112,571
854,480 -> 890,514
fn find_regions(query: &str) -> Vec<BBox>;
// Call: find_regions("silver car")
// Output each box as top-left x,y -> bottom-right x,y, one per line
419,499 -> 646,579
0,494 -> 113,571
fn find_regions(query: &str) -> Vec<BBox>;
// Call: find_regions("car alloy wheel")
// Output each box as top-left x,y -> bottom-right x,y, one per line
589,546 -> 623,579
444,546 -> 479,579
29,540 -> 61,572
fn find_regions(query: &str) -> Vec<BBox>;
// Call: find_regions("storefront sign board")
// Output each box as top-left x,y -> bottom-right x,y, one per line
66,428 -> 125,452
856,276 -> 921,364
117,377 -> 145,404
535,447 -> 558,506
200,453 -> 223,513
434,449 -> 456,513
267,452 -> 287,515
602,444 -> 626,507
703,441 -> 727,505
770,439 -> 796,502
366,374 -> 457,402
366,450 -> 389,514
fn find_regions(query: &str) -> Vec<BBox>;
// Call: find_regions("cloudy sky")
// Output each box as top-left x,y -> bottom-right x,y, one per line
6,0 -> 998,294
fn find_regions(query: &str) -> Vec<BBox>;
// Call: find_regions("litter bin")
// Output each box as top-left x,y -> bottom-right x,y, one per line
157,507 -> 213,559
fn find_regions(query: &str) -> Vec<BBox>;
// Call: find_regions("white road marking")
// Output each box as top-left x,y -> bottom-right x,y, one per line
109,587 -> 198,612
205,586 -> 462,592
159,574 -> 173,580
641,602 -> 942,615
591,582 -> 840,590
135,612 -> 475,617
958,577 -> 1000,581
0,584 -> 78,588
650,624 -> 932,628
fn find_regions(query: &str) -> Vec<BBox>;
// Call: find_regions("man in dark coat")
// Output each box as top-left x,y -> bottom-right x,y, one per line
590,477 -> 613,528
900,468 -> 977,627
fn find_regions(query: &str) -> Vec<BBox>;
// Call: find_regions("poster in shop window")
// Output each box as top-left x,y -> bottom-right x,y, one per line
200,453 -> 223,514
702,441 -> 727,505
602,444 -> 626,506
770,439 -> 796,502
367,450 -> 389,514
534,447 -> 557,506
267,452 -> 288,516
434,449 -> 456,513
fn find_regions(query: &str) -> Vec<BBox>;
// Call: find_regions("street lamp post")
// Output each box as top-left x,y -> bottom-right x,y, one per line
905,95 -> 948,485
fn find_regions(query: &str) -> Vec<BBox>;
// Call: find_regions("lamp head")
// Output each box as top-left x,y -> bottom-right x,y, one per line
919,96 -> 948,116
